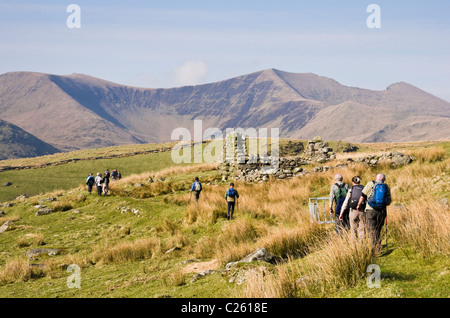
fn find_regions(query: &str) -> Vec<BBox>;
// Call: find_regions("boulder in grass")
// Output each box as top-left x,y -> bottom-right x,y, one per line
36,208 -> 53,216
25,248 -> 61,258
0,221 -> 15,233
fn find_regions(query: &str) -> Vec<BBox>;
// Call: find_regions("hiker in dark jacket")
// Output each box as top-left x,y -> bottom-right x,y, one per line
102,170 -> 110,196
329,173 -> 350,234
357,173 -> 392,253
86,173 -> 95,194
224,183 -> 239,220
190,177 -> 202,203
341,176 -> 365,241
111,169 -> 118,180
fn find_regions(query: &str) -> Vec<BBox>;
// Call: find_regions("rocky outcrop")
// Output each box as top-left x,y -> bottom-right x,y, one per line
25,248 -> 61,258
348,151 -> 415,168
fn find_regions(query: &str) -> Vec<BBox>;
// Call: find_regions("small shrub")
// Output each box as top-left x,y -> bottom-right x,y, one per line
52,201 -> 73,212
17,233 -> 45,248
92,238 -> 162,264
0,258 -> 45,285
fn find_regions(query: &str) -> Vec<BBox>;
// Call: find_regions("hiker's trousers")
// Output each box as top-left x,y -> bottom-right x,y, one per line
192,191 -> 200,203
365,207 -> 386,252
227,202 -> 235,218
349,208 -> 366,241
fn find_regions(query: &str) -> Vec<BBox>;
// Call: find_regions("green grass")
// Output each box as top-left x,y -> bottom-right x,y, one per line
0,139 -> 448,298
0,145 -> 200,202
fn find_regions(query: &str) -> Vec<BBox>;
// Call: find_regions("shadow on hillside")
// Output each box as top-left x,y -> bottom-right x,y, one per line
382,270 -> 417,282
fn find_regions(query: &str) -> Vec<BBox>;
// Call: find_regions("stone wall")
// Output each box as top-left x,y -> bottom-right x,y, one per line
217,134 -> 415,183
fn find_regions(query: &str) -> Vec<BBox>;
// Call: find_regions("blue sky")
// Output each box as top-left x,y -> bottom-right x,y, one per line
1,0 -> 449,101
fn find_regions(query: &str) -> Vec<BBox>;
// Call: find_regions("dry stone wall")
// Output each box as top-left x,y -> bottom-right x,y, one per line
217,134 -> 415,183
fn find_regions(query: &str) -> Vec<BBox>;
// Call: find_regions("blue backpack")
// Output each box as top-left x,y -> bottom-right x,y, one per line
227,188 -> 236,198
368,181 -> 389,209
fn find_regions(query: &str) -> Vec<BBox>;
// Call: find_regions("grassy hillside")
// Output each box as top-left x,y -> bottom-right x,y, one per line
0,140 -> 448,298
0,142 -> 182,202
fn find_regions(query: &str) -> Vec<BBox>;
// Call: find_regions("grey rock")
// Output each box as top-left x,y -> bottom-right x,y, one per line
165,247 -> 182,254
0,221 -> 15,233
191,269 -> 216,283
225,247 -> 276,271
392,154 -> 413,167
25,248 -> 61,258
36,208 -> 53,216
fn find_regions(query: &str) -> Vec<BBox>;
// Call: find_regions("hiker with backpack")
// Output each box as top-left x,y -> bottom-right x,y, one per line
340,176 -> 366,241
86,173 -> 95,194
95,173 -> 103,196
102,170 -> 110,196
329,173 -> 350,234
224,183 -> 239,220
357,173 -> 392,253
190,177 -> 202,203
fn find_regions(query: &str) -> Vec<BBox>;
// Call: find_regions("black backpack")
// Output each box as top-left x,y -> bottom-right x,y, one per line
349,185 -> 364,210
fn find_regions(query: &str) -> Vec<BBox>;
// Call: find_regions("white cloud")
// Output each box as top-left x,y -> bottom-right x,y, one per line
173,60 -> 208,86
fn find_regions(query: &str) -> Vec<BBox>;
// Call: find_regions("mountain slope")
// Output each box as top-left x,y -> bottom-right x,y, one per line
0,72 -> 144,151
292,101 -> 450,142
0,118 -> 59,160
0,69 -> 448,155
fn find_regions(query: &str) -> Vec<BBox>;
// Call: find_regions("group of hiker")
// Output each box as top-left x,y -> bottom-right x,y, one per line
191,171 -> 391,252
87,167 -> 391,251
85,169 -> 121,196
329,172 -> 391,252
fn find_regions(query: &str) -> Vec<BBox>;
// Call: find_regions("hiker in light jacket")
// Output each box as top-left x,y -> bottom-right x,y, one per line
190,176 -> 202,203
224,183 -> 239,220
340,176 -> 365,241
357,173 -> 392,253
95,173 -> 103,196
329,173 -> 350,234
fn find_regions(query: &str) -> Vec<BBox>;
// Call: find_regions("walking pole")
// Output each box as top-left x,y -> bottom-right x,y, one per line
385,216 -> 388,251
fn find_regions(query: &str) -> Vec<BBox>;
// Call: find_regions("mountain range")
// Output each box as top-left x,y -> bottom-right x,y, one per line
0,69 -> 449,157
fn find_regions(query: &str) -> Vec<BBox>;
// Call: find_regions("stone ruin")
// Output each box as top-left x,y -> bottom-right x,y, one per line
217,134 -> 336,182
303,136 -> 336,163
217,134 -> 415,183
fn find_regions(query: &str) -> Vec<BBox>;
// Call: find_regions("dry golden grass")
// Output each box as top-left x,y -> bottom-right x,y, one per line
406,147 -> 447,164
389,198 -> 450,257
16,233 -> 45,248
112,163 -> 218,187
0,258 -> 44,284
0,215 -> 20,226
92,237 -> 163,264
243,234 -> 376,298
